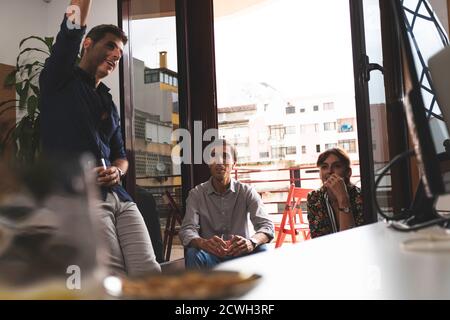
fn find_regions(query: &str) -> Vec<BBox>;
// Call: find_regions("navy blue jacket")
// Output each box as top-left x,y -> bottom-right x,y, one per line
40,16 -> 132,202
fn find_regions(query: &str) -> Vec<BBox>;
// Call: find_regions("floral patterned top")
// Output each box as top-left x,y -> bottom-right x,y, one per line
307,184 -> 364,239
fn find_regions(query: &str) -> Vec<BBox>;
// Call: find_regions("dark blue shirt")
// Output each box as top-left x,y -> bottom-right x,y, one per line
39,16 -> 132,202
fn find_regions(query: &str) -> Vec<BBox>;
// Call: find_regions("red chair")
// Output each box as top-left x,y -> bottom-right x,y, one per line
162,191 -> 183,262
275,184 -> 313,248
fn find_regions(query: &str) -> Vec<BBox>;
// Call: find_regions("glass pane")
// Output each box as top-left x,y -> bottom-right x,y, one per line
213,0 -> 360,222
401,0 -> 450,153
129,0 -> 182,262
361,0 -> 392,216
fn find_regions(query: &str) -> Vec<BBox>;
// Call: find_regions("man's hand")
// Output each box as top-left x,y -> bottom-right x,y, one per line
194,236 -> 229,258
227,235 -> 253,257
323,173 -> 350,205
94,166 -> 120,187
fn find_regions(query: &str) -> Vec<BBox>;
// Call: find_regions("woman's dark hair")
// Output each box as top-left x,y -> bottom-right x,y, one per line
81,24 -> 128,57
317,147 -> 352,183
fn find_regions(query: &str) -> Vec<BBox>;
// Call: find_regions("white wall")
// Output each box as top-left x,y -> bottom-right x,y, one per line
0,0 -> 48,66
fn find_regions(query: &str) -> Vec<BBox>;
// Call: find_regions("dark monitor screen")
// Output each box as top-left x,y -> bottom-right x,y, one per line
392,0 -> 446,199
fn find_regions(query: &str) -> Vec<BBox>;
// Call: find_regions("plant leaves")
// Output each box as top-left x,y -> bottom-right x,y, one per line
15,82 -> 22,95
18,82 -> 30,110
30,83 -> 40,97
19,36 -> 48,50
2,34 -> 49,164
27,95 -> 38,116
16,48 -> 49,68
23,61 -> 42,77
4,69 -> 17,87
44,37 -> 54,52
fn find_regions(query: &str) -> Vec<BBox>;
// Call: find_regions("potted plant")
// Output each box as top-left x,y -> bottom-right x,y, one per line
0,35 -> 54,165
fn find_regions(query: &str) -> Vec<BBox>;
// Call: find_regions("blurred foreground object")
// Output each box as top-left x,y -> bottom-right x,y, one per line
0,154 -> 107,299
104,270 -> 261,300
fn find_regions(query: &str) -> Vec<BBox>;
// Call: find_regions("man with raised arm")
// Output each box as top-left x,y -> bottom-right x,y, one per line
39,0 -> 160,276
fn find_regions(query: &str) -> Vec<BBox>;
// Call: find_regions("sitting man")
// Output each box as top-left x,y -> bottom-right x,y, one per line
307,148 -> 364,238
179,140 -> 274,269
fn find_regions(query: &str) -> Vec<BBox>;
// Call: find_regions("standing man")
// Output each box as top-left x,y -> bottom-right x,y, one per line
179,140 -> 274,269
39,0 -> 160,276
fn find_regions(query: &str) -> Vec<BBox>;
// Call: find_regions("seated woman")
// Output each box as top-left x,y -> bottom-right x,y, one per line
307,148 -> 364,238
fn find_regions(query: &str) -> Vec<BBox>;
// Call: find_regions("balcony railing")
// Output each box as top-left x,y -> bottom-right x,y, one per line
136,161 -> 392,226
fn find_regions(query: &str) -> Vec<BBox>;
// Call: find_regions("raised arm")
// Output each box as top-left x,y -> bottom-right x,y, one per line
40,1 -> 92,92
67,0 -> 92,27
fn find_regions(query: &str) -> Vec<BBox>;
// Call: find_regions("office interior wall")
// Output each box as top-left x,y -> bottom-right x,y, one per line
0,0 -> 48,66
429,0 -> 449,35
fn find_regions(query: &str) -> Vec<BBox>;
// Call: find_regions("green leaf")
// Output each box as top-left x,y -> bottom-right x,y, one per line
5,34 -> 48,163
4,69 -> 17,87
15,82 -> 22,95
44,37 -> 54,52
16,48 -> 49,68
19,36 -> 48,50
27,95 -> 38,116
30,83 -> 40,97
23,61 -> 42,77
18,82 -> 30,109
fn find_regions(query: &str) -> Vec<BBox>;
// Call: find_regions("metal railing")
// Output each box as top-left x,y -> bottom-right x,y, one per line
135,160 -> 393,217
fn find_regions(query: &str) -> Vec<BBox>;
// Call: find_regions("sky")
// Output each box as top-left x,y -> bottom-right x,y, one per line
131,0 -> 357,105
213,0 -> 356,106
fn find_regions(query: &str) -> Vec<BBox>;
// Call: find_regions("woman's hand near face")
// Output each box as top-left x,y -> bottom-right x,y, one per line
324,173 -> 350,205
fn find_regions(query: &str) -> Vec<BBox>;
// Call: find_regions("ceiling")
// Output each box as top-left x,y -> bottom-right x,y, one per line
130,0 -> 269,20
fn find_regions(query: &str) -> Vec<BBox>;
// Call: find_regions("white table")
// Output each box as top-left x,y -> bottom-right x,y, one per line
216,222 -> 450,299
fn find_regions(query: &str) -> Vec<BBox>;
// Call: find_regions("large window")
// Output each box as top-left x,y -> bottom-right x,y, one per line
213,0 -> 361,216
285,126 -> 296,134
337,118 -> 355,132
269,125 -> 286,140
323,102 -> 335,110
128,0 -> 183,257
286,146 -> 297,155
323,122 -> 336,131
338,139 -> 357,153
286,106 -> 296,114
325,143 -> 337,150
300,123 -> 320,134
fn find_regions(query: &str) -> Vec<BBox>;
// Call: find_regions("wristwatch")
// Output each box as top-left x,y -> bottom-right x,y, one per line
338,207 -> 351,214
249,238 -> 259,249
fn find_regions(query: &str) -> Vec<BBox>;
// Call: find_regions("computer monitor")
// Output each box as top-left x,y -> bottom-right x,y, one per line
391,0 -> 447,225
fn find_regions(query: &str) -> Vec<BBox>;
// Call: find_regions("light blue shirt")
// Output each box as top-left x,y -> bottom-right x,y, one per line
179,177 -> 274,247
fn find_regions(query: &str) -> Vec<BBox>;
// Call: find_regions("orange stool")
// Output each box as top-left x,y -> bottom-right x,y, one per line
275,184 -> 313,248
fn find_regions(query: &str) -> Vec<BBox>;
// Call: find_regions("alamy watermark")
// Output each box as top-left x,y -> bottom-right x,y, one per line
172,123 -> 235,165
66,5 -> 81,30
66,265 -> 81,290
